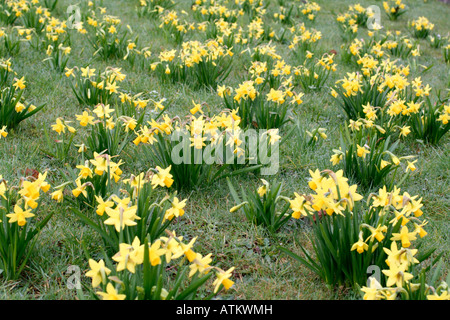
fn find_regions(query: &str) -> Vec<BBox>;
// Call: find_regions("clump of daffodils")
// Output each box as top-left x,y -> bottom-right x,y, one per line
0,26 -> 35,56
336,12 -> 359,41
192,1 -> 240,23
299,1 -> 321,22
85,13 -> 137,60
383,0 -> 407,21
273,5 -> 295,25
281,169 -> 431,289
60,151 -> 192,258
293,52 -> 336,92
66,66 -> 127,106
336,4 -> 372,40
0,64 -> 45,129
344,34 -> 385,65
348,3 -> 373,27
380,31 -> 420,60
331,57 -> 438,141
158,10 -> 196,45
0,172 -> 54,280
87,231 -> 235,300
331,124 -> 417,190
361,235 -> 449,300
133,108 -> 266,191
0,0 -> 29,25
290,169 -> 363,219
75,103 -> 142,157
150,39 -> 233,89
61,151 -> 125,209
288,23 -> 322,62
221,57 -> 305,129
42,15 -> 70,48
137,0 -> 174,18
409,16 -> 434,39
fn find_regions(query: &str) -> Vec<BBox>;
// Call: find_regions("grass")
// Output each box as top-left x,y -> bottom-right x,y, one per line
0,0 -> 449,300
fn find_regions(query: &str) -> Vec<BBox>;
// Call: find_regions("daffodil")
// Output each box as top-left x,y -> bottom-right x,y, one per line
190,100 -> 203,115
97,283 -> 126,300
95,196 -> 114,216
81,66 -> 96,78
6,205 -> 35,226
76,111 -> 95,127
382,262 -> 413,288
406,160 -> 417,172
290,193 -> 312,219
151,166 -> 174,189
180,236 -> 197,262
266,88 -> 285,104
413,220 -> 428,238
265,129 -> 281,145
0,177 -> 6,200
86,259 -> 111,288
356,144 -> 370,158
361,277 -> 383,300
159,233 -> 185,263
93,104 -> 114,119
13,77 -> 26,90
257,179 -> 269,197
291,92 -> 304,105
122,117 -> 137,132
72,178 -> 88,198
113,237 -> 144,273
65,67 -> 74,78
391,226 -> 417,248
104,203 -> 139,232
15,102 -> 26,113
390,153 -> 400,166
380,159 -> 390,169
105,81 -> 119,94
367,224 -> 388,242
351,232 -> 369,254
148,239 -> 167,266
330,153 -> 343,166
0,126 -> 7,139
213,267 -> 235,293
51,187 -> 64,203
427,290 -> 450,300
307,169 -> 323,190
89,152 -> 108,176
189,252 -> 212,277
229,202 -> 248,213
76,163 -> 93,179
399,126 -> 411,138
52,118 -> 66,134
164,197 -> 187,221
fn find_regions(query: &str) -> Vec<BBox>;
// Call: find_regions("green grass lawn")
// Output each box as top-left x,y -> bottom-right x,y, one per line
0,0 -> 449,299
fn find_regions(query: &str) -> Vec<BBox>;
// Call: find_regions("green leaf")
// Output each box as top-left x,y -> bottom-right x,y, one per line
175,272 -> 213,300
